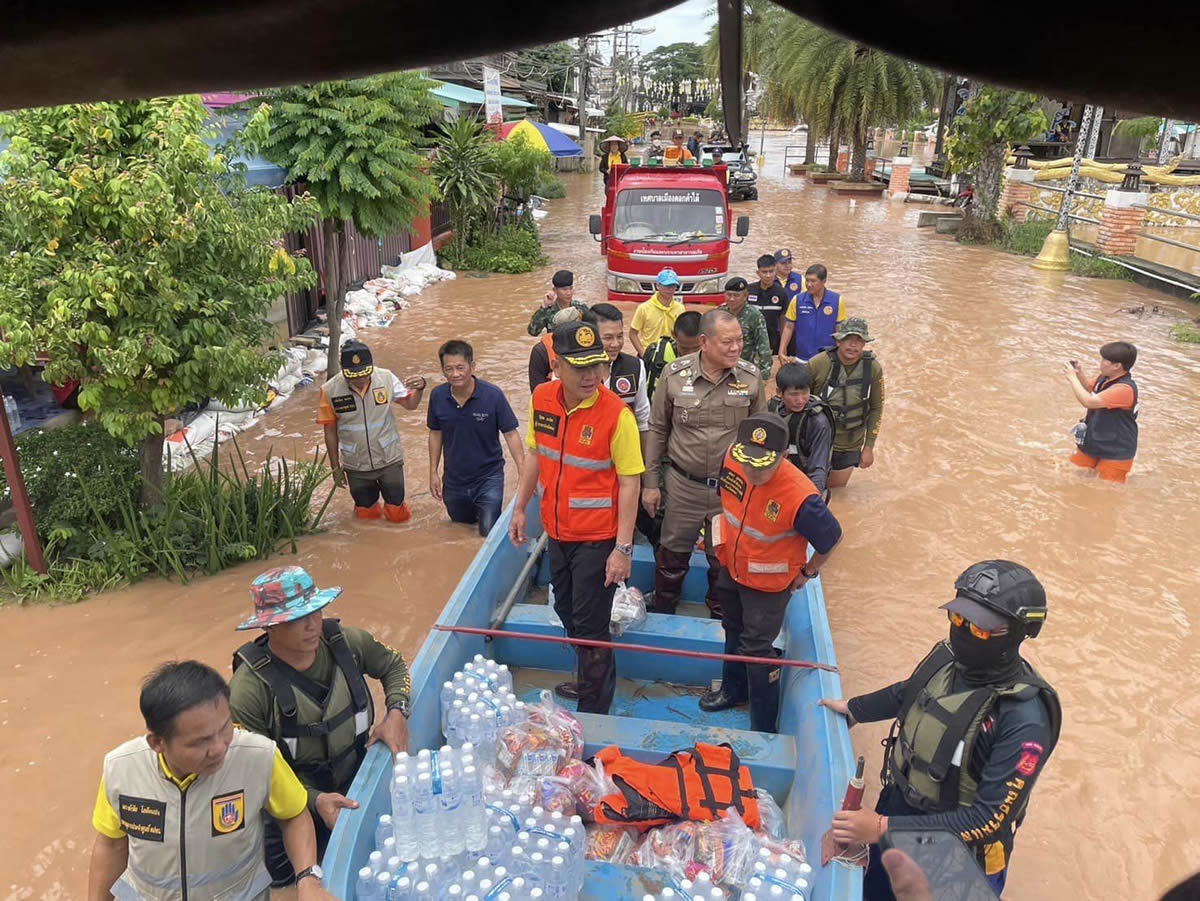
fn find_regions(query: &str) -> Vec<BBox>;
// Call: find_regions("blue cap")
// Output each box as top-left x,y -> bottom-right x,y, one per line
656,268 -> 681,287
774,248 -> 792,263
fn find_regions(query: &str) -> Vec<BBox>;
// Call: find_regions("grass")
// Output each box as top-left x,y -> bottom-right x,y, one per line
1171,322 -> 1200,344
994,219 -> 1133,280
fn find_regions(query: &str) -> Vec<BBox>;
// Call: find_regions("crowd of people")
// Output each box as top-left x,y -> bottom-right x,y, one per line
85,242 -> 1145,901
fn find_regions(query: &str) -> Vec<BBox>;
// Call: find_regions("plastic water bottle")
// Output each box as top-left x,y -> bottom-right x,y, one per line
357,866 -> 376,901
412,880 -> 433,901
544,855 -> 568,899
463,765 -> 487,852
413,772 -> 439,859
441,681 -> 456,725
3,396 -> 20,432
391,875 -> 413,899
376,815 -> 393,851
369,850 -> 385,877
374,872 -> 392,900
392,775 -> 419,861
440,770 -> 466,856
495,664 -> 513,693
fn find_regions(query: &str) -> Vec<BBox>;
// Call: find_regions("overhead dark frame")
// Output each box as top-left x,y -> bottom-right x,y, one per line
0,1 -> 1197,117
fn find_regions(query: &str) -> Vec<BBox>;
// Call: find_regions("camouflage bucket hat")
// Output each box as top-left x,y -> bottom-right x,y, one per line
834,316 -> 874,342
236,565 -> 342,630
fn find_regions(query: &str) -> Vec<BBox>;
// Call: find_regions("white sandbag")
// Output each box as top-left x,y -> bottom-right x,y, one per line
344,289 -> 379,315
274,374 -> 301,395
303,350 -> 328,373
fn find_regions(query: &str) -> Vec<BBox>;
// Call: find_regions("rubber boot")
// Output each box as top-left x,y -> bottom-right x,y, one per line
555,648 -> 583,700
653,547 -> 692,615
704,555 -> 723,619
747,651 -> 783,733
354,503 -> 382,520
576,647 -> 616,715
700,628 -> 748,711
382,502 -> 411,523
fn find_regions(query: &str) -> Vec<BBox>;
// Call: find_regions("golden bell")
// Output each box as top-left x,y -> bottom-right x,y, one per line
1031,228 -> 1072,272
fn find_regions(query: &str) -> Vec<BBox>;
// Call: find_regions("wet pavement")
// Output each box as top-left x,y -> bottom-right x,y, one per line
3,132 -> 1200,899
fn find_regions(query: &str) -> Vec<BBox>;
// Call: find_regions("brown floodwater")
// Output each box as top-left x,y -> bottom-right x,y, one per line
3,132 -> 1199,900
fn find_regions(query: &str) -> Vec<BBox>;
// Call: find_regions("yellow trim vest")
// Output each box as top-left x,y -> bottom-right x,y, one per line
102,730 -> 276,901
324,368 -> 404,472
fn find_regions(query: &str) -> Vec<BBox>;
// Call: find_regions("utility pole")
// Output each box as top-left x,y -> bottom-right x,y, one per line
577,35 -> 593,169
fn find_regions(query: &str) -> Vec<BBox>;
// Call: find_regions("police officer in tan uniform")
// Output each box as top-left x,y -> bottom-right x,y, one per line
643,309 -> 765,617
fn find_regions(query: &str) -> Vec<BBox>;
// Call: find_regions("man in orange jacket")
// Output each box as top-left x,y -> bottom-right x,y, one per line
703,413 -> 842,732
511,321 -> 645,714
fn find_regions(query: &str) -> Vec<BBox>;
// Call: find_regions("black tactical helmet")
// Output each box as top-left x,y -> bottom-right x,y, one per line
941,560 -> 1047,638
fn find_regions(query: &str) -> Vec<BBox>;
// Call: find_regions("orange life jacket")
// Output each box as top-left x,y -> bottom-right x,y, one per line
592,743 -> 761,831
540,332 -> 558,380
531,381 -> 623,542
712,449 -> 818,592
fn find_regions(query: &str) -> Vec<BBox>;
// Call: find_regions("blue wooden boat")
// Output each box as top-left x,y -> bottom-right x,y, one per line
323,497 -> 861,899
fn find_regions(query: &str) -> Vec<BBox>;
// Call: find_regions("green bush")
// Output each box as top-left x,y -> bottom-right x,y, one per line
1070,255 -> 1133,280
1170,322 -> 1200,343
0,435 -> 334,604
535,175 -> 567,199
0,421 -> 139,546
443,225 -> 548,274
1001,219 -> 1055,256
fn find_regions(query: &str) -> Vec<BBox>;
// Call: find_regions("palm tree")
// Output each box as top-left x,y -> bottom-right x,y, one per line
776,23 -> 939,181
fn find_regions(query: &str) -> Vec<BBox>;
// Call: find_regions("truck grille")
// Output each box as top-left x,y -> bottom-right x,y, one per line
640,281 -> 696,293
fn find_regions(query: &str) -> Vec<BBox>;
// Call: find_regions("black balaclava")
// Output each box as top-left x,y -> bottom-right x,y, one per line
949,620 -> 1026,687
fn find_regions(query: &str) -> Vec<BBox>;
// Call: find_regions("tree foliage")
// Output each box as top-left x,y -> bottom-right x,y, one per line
644,42 -> 707,97
945,86 -> 1048,234
515,43 -> 575,95
256,73 -> 440,371
431,117 -> 501,257
0,97 -> 319,505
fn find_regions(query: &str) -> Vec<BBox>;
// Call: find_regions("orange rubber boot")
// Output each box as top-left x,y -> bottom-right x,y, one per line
383,503 -> 411,524
355,504 -> 382,520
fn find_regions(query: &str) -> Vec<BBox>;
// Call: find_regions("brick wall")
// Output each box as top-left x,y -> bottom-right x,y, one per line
889,160 -> 911,196
1097,205 -> 1147,256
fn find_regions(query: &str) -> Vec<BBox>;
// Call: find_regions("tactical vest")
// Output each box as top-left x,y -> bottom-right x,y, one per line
769,397 -> 836,471
323,369 -> 404,472
643,338 -> 678,398
607,353 -> 643,408
592,743 -> 761,831
712,450 -> 817,593
884,641 -> 1062,814
102,730 -> 276,901
1082,373 -> 1139,460
233,620 -> 372,794
820,349 -> 875,432
531,381 -> 624,542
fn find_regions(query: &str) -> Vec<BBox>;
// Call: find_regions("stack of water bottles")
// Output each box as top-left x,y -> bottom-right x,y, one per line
441,656 -> 524,761
639,845 -> 813,900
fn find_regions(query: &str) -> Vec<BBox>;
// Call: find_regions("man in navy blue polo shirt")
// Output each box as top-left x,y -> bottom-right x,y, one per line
427,340 -> 525,536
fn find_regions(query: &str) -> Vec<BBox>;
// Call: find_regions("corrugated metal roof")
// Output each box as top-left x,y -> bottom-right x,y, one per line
429,80 -> 533,109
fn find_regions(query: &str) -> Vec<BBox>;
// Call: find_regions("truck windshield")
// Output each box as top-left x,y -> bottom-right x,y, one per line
613,188 -> 726,243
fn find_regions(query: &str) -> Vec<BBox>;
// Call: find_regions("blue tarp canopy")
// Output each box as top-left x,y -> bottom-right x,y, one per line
429,80 -> 534,110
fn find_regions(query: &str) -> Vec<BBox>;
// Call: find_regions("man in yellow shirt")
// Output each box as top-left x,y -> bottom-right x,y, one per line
88,661 -> 333,901
629,268 -> 686,356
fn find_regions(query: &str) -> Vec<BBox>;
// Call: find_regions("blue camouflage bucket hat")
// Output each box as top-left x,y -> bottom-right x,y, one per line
236,566 -> 342,630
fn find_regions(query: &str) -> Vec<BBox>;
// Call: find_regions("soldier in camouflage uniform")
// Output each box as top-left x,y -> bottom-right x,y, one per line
528,269 -> 591,336
718,277 -> 773,382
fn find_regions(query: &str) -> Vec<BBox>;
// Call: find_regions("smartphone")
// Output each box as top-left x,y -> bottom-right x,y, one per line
1069,359 -> 1078,366
879,827 -> 998,901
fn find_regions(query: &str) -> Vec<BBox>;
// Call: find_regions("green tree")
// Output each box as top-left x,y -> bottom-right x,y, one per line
0,97 -> 318,507
493,132 -> 553,229
256,74 -> 439,373
777,24 -> 939,181
515,43 -> 575,96
644,42 -> 707,106
430,117 -> 500,259
604,100 -> 642,142
945,86 -> 1048,238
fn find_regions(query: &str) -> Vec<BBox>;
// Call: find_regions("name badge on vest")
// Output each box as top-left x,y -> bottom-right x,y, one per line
533,411 -> 561,436
118,794 -> 166,842
373,388 -> 388,405
211,790 -> 246,836
331,394 -> 356,414
718,466 -> 746,501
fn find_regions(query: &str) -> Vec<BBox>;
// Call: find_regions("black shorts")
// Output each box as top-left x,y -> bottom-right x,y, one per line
831,449 -> 862,471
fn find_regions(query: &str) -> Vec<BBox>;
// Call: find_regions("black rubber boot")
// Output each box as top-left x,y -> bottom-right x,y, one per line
747,653 -> 783,733
699,629 -> 747,711
576,647 -> 617,715
653,547 -> 692,615
554,682 -> 580,700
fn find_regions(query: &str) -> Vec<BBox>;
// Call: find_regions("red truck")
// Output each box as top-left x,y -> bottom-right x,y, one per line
588,163 -> 749,304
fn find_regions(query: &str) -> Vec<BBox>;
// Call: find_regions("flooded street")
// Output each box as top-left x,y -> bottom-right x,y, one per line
4,132 -> 1200,899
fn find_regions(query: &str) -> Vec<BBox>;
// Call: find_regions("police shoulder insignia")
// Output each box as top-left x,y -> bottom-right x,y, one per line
668,356 -> 694,373
211,790 -> 246,836
735,359 -> 757,374
373,388 -> 388,405
764,499 -> 781,522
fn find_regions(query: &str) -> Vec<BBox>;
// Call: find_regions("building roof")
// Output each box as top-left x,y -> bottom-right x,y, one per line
429,80 -> 533,109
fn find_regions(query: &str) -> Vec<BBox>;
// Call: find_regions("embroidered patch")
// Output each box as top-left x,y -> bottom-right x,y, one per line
330,394 -> 356,414
373,388 -> 388,405
1016,741 -> 1043,777
751,427 -> 768,445
614,376 -> 633,394
579,424 -> 595,446
576,326 -> 596,347
764,500 -> 781,522
718,466 -> 746,501
118,795 -> 166,842
533,411 -> 561,436
823,305 -> 833,316
211,790 -> 246,836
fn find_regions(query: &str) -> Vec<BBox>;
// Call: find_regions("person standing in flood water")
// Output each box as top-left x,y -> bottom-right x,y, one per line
527,269 -> 590,337
318,340 -> 425,522
429,339 -> 525,536
821,560 -> 1061,900
1065,341 -> 1139,484
808,317 -> 884,489
510,320 -> 643,714
88,661 -> 336,901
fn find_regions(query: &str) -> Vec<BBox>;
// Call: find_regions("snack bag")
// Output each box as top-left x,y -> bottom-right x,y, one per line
496,721 -> 568,778
692,808 -> 757,887
585,824 -> 638,864
535,776 -> 578,816
610,582 -> 647,637
629,821 -> 699,882
754,788 -> 786,839
526,689 -> 585,760
561,758 -> 618,822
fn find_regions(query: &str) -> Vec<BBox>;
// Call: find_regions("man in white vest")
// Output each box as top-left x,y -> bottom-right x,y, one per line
87,661 -> 334,901
318,339 -> 426,522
